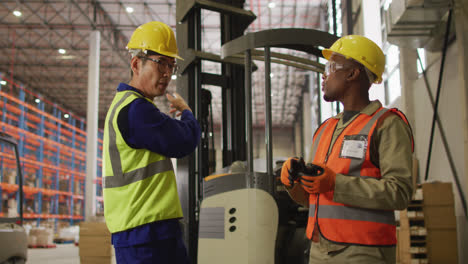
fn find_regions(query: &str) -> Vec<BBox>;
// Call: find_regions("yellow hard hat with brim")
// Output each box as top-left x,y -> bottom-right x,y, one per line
126,21 -> 183,60
322,35 -> 385,84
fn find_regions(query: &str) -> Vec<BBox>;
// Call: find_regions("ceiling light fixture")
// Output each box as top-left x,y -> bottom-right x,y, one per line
13,10 -> 22,17
58,49 -> 66,54
126,6 -> 134,13
0,81 -> 6,85
268,2 -> 276,9
35,98 -> 41,103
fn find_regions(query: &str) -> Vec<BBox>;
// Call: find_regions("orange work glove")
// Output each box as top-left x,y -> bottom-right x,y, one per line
300,163 -> 336,194
280,157 -> 304,187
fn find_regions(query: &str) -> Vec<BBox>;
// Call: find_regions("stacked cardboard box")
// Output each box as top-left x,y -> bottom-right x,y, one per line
79,221 -> 115,264
422,182 -> 458,264
397,182 -> 459,264
41,201 -> 51,214
7,198 -> 18,217
73,202 -> 82,215
24,172 -> 36,187
58,204 -> 69,215
2,168 -> 16,184
59,179 -> 69,192
74,182 -> 82,195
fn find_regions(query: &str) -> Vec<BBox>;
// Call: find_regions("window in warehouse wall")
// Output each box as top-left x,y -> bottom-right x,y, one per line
327,0 -> 342,37
380,0 -> 402,106
383,44 -> 401,105
417,48 -> 427,74
318,0 -> 343,122
381,0 -> 392,10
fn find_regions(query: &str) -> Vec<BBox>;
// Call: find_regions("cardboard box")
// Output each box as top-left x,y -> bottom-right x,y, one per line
426,228 -> 458,264
423,205 -> 456,228
79,242 -> 113,257
422,182 -> 454,206
7,207 -> 18,217
80,235 -> 112,253
79,222 -> 110,236
79,221 -> 113,262
80,256 -> 112,264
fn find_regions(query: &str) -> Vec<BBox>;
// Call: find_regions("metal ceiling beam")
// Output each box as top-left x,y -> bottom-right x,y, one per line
143,2 -> 163,22
0,45 -> 116,52
0,23 -> 141,30
21,2 -> 78,49
117,1 -> 139,28
25,75 -> 119,83
0,62 -> 126,69
47,2 -> 90,48
69,0 -> 129,64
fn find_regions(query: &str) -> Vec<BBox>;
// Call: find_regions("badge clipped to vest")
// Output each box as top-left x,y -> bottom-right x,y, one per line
340,135 -> 368,160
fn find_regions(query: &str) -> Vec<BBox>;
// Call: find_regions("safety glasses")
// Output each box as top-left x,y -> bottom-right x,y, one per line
324,61 -> 349,76
138,56 -> 179,75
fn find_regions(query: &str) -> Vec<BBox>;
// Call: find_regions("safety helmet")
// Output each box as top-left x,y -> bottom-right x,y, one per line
322,35 -> 385,84
126,21 -> 183,60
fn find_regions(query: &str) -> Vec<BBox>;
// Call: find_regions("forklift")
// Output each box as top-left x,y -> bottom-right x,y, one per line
173,2 -> 337,263
0,132 -> 28,264
195,28 -> 338,263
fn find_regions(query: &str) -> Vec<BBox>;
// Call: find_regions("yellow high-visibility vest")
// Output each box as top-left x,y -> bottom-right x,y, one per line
102,90 -> 183,233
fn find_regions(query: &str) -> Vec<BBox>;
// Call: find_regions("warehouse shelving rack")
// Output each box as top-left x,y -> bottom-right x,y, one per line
0,74 -> 103,231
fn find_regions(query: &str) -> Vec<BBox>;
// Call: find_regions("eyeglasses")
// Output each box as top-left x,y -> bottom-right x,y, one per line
324,61 -> 349,76
138,56 -> 179,75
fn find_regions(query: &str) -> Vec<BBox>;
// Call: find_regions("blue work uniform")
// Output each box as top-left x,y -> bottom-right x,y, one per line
111,83 -> 200,264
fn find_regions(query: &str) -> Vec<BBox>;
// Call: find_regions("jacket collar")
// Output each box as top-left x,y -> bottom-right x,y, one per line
332,100 -> 383,120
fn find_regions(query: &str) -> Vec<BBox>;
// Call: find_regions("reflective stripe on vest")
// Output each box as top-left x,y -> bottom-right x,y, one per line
347,109 -> 387,177
103,90 -> 183,233
307,107 -> 397,246
312,108 -> 387,177
309,204 -> 395,225
102,92 -> 173,189
310,122 -> 330,160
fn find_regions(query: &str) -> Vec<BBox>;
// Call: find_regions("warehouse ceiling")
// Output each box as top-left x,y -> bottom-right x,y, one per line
0,0 -> 326,128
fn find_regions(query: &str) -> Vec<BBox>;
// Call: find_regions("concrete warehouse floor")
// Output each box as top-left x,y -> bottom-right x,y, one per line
27,244 -> 79,264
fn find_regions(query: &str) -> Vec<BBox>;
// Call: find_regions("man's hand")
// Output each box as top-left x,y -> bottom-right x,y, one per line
166,92 -> 192,116
300,163 -> 336,194
280,157 -> 304,187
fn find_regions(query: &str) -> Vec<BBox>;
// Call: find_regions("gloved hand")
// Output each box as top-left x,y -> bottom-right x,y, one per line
280,157 -> 304,187
300,163 -> 336,194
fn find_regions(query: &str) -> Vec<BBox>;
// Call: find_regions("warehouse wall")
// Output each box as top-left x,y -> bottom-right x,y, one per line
398,34 -> 468,264
319,1 -> 468,263
350,1 -> 468,262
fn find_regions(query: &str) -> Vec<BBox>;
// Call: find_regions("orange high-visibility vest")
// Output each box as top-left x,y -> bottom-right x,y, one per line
306,107 -> 412,246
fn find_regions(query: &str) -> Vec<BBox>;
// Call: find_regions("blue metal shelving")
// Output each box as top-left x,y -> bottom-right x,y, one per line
0,74 -> 103,229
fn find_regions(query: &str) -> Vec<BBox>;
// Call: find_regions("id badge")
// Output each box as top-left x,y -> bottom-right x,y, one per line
340,135 -> 368,159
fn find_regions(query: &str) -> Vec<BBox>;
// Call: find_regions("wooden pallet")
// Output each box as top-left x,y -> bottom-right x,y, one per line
53,238 -> 75,244
28,244 -> 57,249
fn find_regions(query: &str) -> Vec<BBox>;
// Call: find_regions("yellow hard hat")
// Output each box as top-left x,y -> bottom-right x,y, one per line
126,21 -> 183,60
322,35 -> 385,84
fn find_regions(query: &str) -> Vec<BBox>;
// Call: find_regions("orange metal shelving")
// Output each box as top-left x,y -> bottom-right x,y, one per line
0,76 -> 103,228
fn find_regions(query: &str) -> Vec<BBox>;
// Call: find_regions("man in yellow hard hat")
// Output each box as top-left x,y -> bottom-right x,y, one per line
102,21 -> 200,264
280,35 -> 414,263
